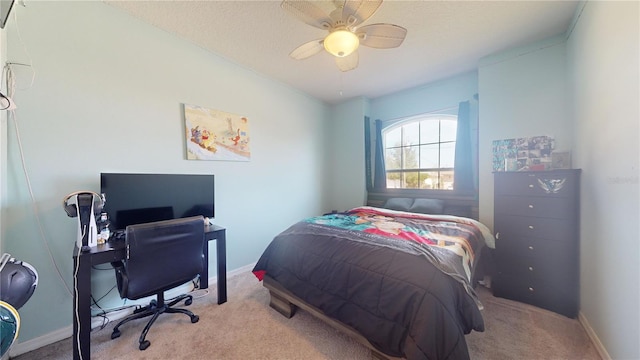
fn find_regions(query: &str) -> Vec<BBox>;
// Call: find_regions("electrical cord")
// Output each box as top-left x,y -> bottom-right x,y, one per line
87,285 -> 204,336
5,8 -> 81,358
10,7 -> 36,91
93,313 -> 109,331
89,287 -> 129,332
89,302 -> 137,314
91,285 -> 117,305
191,288 -> 210,300
89,278 -> 206,315
189,277 -> 210,299
6,10 -> 78,354
73,246 -> 83,360
4,64 -> 72,298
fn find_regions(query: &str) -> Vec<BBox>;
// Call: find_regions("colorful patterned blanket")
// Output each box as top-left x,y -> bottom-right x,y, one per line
304,206 -> 493,306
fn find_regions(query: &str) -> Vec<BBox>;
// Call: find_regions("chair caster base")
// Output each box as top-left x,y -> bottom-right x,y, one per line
139,340 -> 150,351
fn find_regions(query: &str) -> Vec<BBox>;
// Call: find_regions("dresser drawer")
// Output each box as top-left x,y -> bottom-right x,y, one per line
495,171 -> 578,198
495,215 -> 574,242
493,274 -> 578,318
495,195 -> 576,219
495,250 -> 576,287
496,235 -> 574,266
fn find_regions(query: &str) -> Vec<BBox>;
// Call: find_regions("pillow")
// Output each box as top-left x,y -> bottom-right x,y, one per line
383,197 -> 414,212
409,198 -> 445,215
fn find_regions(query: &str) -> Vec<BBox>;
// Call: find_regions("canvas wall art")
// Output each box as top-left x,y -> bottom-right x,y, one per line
492,135 -> 555,171
183,104 -> 251,161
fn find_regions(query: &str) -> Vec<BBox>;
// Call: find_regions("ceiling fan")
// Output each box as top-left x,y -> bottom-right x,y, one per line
281,0 -> 407,72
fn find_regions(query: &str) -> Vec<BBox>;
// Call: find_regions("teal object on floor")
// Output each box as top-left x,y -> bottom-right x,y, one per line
0,301 -> 19,358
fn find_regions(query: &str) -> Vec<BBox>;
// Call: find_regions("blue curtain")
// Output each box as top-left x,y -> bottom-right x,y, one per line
364,116 -> 373,190
373,119 -> 386,190
454,101 -> 474,194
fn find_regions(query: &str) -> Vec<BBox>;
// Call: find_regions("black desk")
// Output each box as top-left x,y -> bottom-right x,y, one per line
72,224 -> 226,360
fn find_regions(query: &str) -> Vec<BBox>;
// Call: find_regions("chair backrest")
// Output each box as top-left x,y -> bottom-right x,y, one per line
122,216 -> 205,300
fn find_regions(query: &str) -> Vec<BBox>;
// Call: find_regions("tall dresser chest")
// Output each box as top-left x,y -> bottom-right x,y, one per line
492,169 -> 580,318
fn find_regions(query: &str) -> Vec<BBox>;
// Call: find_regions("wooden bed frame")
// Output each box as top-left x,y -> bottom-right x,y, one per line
263,275 -> 403,360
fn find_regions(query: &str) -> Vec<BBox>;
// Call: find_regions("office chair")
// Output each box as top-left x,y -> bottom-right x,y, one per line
110,216 -> 205,351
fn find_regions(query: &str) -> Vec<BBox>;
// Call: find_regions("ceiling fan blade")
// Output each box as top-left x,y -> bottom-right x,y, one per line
357,23 -> 407,49
289,39 -> 325,60
335,51 -> 359,72
342,0 -> 383,27
281,0 -> 333,30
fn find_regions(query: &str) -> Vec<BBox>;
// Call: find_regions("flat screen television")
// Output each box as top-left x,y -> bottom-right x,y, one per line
100,173 -> 214,231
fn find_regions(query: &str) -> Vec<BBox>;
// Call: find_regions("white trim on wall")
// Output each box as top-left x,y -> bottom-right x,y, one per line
579,311 -> 611,360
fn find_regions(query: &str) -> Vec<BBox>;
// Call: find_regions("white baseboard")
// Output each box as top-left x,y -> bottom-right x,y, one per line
8,262 -> 257,358
9,325 -> 72,357
578,310 -> 611,360
223,262 -> 256,280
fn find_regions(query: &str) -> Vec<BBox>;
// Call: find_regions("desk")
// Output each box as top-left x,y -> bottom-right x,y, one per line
72,224 -> 226,360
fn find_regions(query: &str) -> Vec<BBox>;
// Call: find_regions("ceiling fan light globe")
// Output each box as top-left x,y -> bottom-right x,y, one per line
324,30 -> 359,58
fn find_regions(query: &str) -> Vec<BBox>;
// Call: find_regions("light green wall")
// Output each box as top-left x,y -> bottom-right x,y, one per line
566,1 -> 639,358
328,97 -> 369,211
2,1 -> 330,343
369,71 -> 478,122
478,36 -> 569,229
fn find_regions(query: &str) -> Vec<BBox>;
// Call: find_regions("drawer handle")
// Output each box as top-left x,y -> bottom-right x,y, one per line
528,246 -> 534,250
528,287 -> 535,292
528,225 -> 534,230
528,204 -> 534,209
528,266 -> 534,271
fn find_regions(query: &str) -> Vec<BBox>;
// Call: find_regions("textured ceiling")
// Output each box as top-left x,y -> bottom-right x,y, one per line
105,0 -> 580,104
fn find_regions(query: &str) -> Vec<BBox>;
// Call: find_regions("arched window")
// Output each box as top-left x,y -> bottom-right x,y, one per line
383,115 -> 457,189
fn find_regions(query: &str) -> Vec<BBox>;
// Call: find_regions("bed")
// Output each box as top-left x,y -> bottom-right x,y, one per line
252,200 -> 495,360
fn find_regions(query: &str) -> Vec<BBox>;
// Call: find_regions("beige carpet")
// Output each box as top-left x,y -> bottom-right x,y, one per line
13,271 -> 600,360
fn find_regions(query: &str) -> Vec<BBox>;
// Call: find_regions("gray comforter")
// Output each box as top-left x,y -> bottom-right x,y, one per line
253,206 -> 492,359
